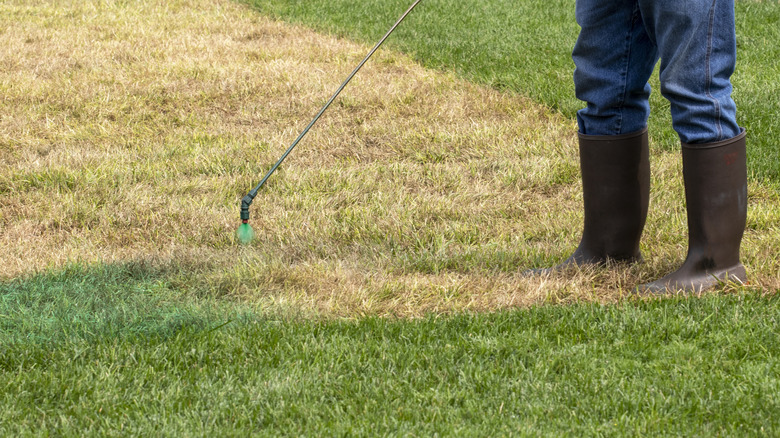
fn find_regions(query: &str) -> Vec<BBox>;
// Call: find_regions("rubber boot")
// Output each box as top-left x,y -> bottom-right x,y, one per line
528,128 -> 650,274
637,129 -> 748,294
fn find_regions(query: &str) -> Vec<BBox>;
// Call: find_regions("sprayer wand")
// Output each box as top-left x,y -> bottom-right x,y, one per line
237,0 -> 424,244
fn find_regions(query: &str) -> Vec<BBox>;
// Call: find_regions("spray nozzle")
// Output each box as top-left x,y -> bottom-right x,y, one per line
240,193 -> 254,221
237,193 -> 257,244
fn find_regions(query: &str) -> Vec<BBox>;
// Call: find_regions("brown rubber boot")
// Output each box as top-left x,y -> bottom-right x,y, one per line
637,129 -> 748,294
528,128 -> 650,274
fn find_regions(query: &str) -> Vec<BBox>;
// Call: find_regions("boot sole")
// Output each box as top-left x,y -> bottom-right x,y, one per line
635,264 -> 747,295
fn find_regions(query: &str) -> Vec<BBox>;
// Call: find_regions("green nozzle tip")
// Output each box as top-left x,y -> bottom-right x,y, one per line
237,222 -> 255,245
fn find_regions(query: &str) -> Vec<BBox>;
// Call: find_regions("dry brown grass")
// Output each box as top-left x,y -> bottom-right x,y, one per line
1,0 -> 777,317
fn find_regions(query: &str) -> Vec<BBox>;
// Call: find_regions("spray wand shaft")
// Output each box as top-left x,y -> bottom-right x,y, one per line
240,0 -> 424,221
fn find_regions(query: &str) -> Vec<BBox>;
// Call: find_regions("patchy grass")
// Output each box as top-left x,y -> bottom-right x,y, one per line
2,1 -> 780,434
1,0 -> 778,318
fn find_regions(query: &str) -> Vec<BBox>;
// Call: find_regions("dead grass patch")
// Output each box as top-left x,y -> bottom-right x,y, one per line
1,0 -> 777,317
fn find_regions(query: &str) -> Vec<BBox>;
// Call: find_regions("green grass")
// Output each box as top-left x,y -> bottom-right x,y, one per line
2,264 -> 780,436
243,0 -> 780,184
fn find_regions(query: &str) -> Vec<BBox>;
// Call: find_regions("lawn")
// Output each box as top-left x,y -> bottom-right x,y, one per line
3,263 -> 779,435
1,0 -> 779,435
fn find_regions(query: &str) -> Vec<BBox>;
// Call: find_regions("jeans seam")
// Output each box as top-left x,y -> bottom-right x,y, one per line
617,4 -> 641,135
705,0 -> 724,141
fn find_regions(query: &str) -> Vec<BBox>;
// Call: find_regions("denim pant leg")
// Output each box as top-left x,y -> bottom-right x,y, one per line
573,0 -> 740,143
638,0 -> 740,144
573,0 -> 659,136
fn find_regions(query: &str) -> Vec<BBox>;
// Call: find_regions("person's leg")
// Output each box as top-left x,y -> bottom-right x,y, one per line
573,0 -> 659,136
635,0 -> 746,292
530,0 -> 655,272
637,0 -> 740,144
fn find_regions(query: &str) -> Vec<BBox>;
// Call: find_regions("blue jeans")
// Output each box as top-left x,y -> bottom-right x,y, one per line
573,0 -> 740,144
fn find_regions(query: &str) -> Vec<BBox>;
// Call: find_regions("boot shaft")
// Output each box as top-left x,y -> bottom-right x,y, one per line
577,128 -> 650,260
681,129 -> 748,269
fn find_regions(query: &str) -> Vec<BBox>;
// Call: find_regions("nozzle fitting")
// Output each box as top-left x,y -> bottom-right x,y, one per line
240,193 -> 255,221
